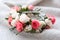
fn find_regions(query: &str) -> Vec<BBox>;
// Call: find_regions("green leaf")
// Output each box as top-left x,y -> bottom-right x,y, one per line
9,27 -> 16,31
25,22 -> 30,25
21,7 -> 29,11
18,7 -> 29,13
5,18 -> 8,20
33,13 -> 39,15
12,18 -> 15,19
5,18 -> 15,20
44,16 -> 48,19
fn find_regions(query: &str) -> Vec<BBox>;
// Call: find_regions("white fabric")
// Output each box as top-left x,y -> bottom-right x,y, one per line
0,2 -> 60,40
1,0 -> 42,5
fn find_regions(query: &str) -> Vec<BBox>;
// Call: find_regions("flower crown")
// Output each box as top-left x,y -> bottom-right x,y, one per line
5,5 -> 56,34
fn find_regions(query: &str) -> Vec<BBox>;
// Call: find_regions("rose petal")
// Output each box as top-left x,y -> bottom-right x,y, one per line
15,20 -> 23,32
32,20 -> 40,30
28,5 -> 34,10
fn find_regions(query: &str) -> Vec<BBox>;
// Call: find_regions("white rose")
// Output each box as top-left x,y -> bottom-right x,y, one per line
19,14 -> 30,23
24,25 -> 32,32
11,20 -> 16,27
45,19 -> 52,27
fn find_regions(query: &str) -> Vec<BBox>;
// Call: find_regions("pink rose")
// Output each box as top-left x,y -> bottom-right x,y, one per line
49,16 -> 55,24
46,14 -> 56,24
15,20 -> 23,32
31,20 -> 41,30
28,5 -> 34,10
8,16 -> 12,25
12,6 -> 20,11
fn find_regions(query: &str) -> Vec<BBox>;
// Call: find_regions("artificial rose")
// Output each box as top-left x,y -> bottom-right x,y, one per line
49,16 -> 55,24
31,20 -> 41,30
8,16 -> 12,25
28,5 -> 34,10
15,20 -> 23,32
46,14 -> 56,24
12,6 -> 20,11
19,14 -> 30,23
45,19 -> 52,27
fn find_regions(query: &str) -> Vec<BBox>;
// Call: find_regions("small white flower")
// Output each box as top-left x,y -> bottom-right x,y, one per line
45,19 -> 52,27
22,5 -> 27,8
11,20 -> 16,27
19,14 -> 30,23
24,25 -> 32,32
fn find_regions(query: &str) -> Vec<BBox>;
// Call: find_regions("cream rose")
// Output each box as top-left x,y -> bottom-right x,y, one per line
19,14 -> 30,23
45,19 -> 52,27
